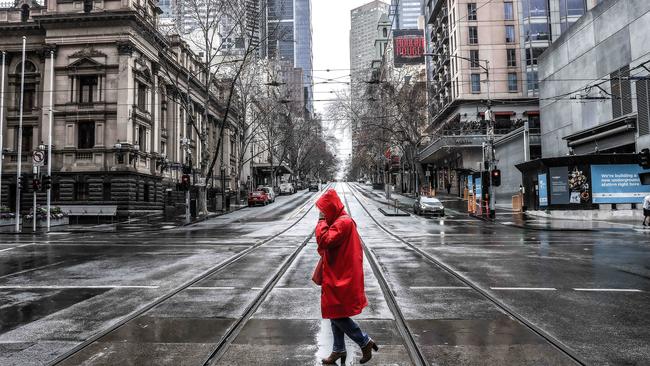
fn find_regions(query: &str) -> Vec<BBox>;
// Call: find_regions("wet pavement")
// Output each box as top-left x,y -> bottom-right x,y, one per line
0,184 -> 648,365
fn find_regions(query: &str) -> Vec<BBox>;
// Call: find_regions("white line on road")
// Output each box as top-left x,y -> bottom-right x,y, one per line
0,244 -> 31,253
573,288 -> 642,292
0,285 -> 160,289
187,286 -> 236,290
409,286 -> 470,290
491,287 -> 557,291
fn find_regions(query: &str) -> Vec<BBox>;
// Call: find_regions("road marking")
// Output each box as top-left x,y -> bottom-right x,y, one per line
0,260 -> 67,279
0,244 -> 31,253
188,286 -> 236,290
491,287 -> 557,291
0,285 -> 159,289
251,287 -> 263,290
275,287 -> 314,290
573,288 -> 642,292
409,286 -> 470,290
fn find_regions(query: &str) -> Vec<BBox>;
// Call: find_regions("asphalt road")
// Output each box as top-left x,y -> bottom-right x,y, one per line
0,183 -> 648,365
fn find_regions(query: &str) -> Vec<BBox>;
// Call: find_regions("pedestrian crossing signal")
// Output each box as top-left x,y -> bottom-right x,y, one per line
42,175 -> 52,190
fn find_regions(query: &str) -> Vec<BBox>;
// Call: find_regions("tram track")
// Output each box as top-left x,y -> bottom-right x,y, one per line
344,182 -> 587,366
339,183 -> 429,366
49,186 -> 330,366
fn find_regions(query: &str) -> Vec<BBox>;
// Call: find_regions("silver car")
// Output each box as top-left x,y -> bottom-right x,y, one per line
413,196 -> 445,217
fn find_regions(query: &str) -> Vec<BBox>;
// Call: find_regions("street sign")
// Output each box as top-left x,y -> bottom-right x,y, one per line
32,150 -> 45,167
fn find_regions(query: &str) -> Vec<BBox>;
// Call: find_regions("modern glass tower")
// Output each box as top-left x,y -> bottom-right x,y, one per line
390,0 -> 421,29
267,0 -> 314,115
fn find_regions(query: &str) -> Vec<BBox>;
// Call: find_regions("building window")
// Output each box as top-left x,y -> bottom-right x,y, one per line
143,183 -> 150,202
78,122 -> 95,149
74,182 -> 89,201
471,74 -> 481,93
525,23 -> 550,41
137,83 -> 147,110
507,49 -> 517,67
79,76 -> 96,104
527,71 -> 539,92
103,182 -> 111,201
17,126 -> 33,152
505,25 -> 515,43
137,125 -> 147,151
469,50 -> 480,68
508,73 -> 518,92
636,79 -> 650,136
524,0 -> 549,18
469,26 -> 478,44
504,2 -> 514,20
467,3 -> 477,21
526,47 -> 546,65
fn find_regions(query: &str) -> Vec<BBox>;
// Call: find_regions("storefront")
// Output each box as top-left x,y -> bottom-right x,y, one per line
516,154 -> 650,211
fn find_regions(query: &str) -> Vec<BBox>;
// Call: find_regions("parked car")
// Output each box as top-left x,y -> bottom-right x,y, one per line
260,186 -> 276,202
308,182 -> 319,192
279,182 -> 295,195
413,196 -> 445,217
296,181 -> 305,190
248,190 -> 269,206
365,180 -> 372,185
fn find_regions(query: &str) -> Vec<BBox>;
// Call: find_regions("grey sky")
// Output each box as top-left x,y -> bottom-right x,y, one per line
312,0 -> 388,165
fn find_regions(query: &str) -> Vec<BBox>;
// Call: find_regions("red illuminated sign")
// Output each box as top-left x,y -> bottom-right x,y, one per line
393,29 -> 425,67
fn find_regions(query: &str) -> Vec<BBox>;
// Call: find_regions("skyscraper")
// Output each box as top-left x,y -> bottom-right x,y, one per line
266,0 -> 314,115
390,0 -> 421,30
350,1 -> 390,76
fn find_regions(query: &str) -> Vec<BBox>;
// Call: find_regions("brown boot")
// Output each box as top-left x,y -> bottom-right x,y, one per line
322,351 -> 346,365
359,339 -> 379,364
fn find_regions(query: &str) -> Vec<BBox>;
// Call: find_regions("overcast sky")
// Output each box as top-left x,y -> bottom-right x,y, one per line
312,0 -> 388,171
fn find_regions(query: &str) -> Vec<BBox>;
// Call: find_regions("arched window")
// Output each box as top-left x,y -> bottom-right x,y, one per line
16,61 -> 37,74
20,4 -> 30,22
383,28 -> 388,38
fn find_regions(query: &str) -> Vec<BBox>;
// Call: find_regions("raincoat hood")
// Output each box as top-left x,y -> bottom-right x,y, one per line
316,189 -> 348,225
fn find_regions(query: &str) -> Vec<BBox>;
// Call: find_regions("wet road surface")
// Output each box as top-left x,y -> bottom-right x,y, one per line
0,183 -> 648,365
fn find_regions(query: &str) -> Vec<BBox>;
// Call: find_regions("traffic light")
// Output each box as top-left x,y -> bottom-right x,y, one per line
42,175 -> 52,190
491,169 -> 502,187
32,178 -> 41,191
181,174 -> 191,190
18,176 -> 28,191
640,148 -> 650,169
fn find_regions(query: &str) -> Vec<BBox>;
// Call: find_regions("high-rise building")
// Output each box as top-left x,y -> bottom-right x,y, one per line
266,0 -> 314,115
350,1 -> 390,78
419,0 -> 600,202
390,0 -> 421,30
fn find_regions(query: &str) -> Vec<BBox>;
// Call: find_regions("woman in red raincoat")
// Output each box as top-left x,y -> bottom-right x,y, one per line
315,189 -> 378,365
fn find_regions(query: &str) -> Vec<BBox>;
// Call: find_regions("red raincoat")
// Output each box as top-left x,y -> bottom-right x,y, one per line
315,189 -> 368,319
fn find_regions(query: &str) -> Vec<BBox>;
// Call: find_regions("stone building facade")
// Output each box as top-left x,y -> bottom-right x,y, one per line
0,0 -> 240,216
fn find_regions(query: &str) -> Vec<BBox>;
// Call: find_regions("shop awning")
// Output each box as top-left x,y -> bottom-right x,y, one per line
563,113 -> 637,154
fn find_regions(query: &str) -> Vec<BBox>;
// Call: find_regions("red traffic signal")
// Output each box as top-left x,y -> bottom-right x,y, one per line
491,169 -> 501,187
32,178 -> 41,191
181,174 -> 191,190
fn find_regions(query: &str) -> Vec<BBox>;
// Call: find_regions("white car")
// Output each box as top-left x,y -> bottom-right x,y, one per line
279,182 -> 295,195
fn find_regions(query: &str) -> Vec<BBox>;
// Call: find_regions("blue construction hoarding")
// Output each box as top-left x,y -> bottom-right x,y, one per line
591,164 -> 650,204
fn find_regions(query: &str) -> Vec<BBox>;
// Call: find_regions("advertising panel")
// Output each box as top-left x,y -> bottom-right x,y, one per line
393,29 -> 425,67
591,164 -> 650,203
538,173 -> 548,207
474,176 -> 482,205
549,167 -> 569,205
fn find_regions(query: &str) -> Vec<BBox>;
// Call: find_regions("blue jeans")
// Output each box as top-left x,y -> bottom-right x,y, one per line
331,318 -> 370,353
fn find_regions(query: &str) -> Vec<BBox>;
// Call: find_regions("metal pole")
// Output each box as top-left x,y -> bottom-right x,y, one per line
32,167 -> 37,232
481,143 -> 485,216
523,121 -> 530,162
47,50 -> 54,231
0,51 -> 5,213
15,37 -> 26,232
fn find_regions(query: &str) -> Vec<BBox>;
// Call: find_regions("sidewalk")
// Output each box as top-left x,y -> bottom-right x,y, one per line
354,184 -> 649,232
